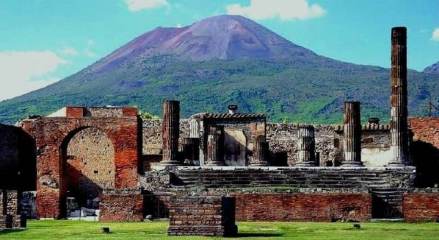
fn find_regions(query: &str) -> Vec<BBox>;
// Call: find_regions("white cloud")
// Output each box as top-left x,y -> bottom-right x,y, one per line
432,28 -> 439,42
125,0 -> 168,12
60,47 -> 79,56
84,40 -> 97,58
226,0 -> 326,21
0,51 -> 66,101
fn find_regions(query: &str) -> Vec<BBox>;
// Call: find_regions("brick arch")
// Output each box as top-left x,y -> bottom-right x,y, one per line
61,127 -> 116,209
20,113 -> 139,219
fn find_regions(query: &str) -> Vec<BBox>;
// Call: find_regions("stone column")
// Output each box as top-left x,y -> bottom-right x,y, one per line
389,27 -> 409,166
249,135 -> 268,166
296,125 -> 316,166
205,126 -> 224,166
161,100 -> 180,165
342,101 -> 363,166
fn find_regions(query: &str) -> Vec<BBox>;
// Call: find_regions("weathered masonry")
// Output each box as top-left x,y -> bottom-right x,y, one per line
19,106 -> 140,219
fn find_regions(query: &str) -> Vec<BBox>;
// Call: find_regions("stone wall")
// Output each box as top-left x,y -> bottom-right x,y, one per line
0,190 -> 26,229
66,127 -> 116,202
234,193 -> 371,222
99,190 -> 143,222
142,120 -> 392,168
403,190 -> 439,222
168,195 -> 237,236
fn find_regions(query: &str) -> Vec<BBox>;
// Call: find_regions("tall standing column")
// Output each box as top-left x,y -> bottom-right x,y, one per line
205,126 -> 224,166
342,101 -> 363,166
161,100 -> 180,165
296,125 -> 316,167
249,135 -> 268,166
389,27 -> 409,166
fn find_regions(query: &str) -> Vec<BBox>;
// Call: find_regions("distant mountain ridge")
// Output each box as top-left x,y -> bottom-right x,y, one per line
424,62 -> 439,74
0,15 -> 438,124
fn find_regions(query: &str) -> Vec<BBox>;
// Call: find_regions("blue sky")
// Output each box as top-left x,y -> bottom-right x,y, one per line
0,0 -> 438,100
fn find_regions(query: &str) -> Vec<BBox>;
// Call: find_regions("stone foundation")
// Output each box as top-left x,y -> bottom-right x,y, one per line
168,195 -> 237,236
99,190 -> 143,222
234,193 -> 371,222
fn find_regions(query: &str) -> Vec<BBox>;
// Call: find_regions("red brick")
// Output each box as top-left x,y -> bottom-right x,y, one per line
233,193 -> 371,222
403,192 -> 439,222
66,107 -> 85,118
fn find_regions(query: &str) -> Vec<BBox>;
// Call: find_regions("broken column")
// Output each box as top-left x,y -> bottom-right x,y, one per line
389,27 -> 409,166
342,101 -> 363,166
205,126 -> 224,166
249,135 -> 268,166
161,100 -> 180,165
296,125 -> 316,167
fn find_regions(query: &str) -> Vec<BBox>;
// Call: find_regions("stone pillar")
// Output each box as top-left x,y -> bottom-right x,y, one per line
296,125 -> 316,167
205,126 -> 224,166
389,27 -> 409,166
161,100 -> 180,165
249,135 -> 268,166
342,101 -> 363,166
182,138 -> 200,164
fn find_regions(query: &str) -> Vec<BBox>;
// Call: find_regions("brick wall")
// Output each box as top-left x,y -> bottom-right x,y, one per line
20,112 -> 139,219
99,190 -> 143,222
403,192 -> 439,222
233,193 -> 371,222
168,195 -> 237,236
409,117 -> 439,186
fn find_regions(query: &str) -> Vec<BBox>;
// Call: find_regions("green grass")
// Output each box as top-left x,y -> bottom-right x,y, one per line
1,220 -> 439,240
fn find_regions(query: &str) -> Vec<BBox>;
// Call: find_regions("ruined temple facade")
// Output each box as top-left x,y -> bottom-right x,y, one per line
2,27 -> 439,224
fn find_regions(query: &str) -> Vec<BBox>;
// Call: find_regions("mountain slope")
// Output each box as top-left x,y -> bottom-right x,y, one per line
424,62 -> 439,74
1,15 -> 438,124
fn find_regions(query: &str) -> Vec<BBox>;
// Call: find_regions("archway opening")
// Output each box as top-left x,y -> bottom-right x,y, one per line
62,127 -> 115,219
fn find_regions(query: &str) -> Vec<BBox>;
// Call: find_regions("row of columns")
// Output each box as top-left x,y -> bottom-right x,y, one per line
160,100 -> 269,166
160,27 -> 409,167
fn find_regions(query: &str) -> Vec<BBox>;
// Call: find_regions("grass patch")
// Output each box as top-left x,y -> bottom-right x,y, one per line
0,220 -> 439,239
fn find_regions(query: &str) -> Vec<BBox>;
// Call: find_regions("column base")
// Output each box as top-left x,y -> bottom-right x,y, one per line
295,162 -> 316,167
204,161 -> 224,167
248,162 -> 268,167
160,160 -> 180,166
340,161 -> 363,167
386,162 -> 406,167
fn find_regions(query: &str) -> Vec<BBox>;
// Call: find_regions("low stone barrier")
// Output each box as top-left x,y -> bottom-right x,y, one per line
99,189 -> 143,222
168,195 -> 237,236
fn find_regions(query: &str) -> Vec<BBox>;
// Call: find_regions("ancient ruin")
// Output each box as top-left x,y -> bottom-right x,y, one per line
1,27 -> 439,236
